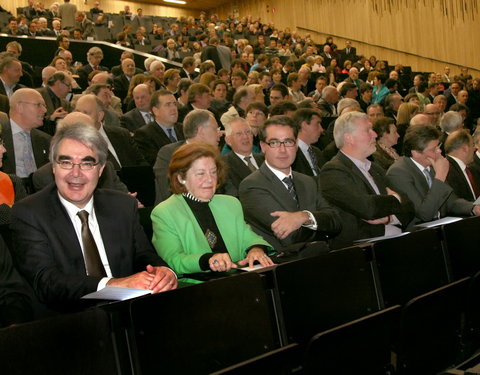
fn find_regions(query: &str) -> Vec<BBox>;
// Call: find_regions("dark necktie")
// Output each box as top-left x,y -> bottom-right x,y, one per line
77,210 -> 107,277
244,156 -> 257,172
465,167 -> 480,198
166,128 -> 177,143
283,176 -> 298,205
307,146 -> 320,174
423,168 -> 432,188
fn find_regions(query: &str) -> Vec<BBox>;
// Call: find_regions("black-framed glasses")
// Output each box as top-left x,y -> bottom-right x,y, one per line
264,139 -> 296,148
56,160 -> 99,170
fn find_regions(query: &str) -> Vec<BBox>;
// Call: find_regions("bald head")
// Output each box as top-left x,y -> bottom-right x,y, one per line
10,88 -> 47,130
90,71 -> 110,85
42,66 -> 57,85
75,94 -> 104,129
57,112 -> 95,130
410,113 -> 433,126
132,83 -> 152,112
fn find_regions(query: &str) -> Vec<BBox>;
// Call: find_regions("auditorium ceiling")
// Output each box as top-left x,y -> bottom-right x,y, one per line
148,0 -> 232,11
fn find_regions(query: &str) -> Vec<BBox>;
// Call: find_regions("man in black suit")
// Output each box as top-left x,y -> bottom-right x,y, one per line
317,86 -> 340,117
134,90 -> 184,166
153,109 -> 220,204
11,122 -> 177,312
75,94 -> 146,170
0,89 -> 51,178
37,71 -> 72,135
0,94 -> 9,113
239,115 -> 342,252
223,118 -> 264,197
113,58 -> 136,110
292,108 -> 324,176
4,17 -> 25,36
76,47 -> 109,90
120,83 -> 153,133
0,56 -> 24,98
177,83 -> 219,124
74,11 -> 94,39
179,56 -> 198,81
445,130 -> 479,202
339,40 -> 356,66
200,37 -> 222,72
319,111 -> 414,249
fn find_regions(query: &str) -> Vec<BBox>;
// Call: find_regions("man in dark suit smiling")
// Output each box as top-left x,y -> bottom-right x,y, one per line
11,122 -> 177,312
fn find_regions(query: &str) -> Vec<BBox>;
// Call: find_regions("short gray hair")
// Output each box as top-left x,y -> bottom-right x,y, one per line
50,123 -> 108,166
439,111 -> 463,133
183,109 -> 213,139
333,111 -> 368,149
337,98 -> 360,115
225,117 -> 249,137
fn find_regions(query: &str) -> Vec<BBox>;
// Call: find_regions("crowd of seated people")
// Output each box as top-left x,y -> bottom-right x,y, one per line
1,2 -> 480,326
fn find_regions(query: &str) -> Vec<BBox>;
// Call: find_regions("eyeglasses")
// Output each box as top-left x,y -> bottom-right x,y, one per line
264,139 -> 296,148
61,81 -> 72,89
19,101 -> 47,108
233,129 -> 252,137
56,160 -> 99,170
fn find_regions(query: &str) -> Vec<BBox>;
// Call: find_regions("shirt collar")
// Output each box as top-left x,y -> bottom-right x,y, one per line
265,160 -> 292,181
58,192 -> 95,223
410,157 -> 430,173
341,151 -> 371,173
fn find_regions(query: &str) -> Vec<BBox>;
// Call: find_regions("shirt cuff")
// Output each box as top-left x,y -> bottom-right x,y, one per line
302,210 -> 318,230
97,277 -> 112,291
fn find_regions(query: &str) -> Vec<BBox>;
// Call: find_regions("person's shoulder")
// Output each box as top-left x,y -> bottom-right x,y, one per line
12,183 -> 56,213
31,127 -> 52,141
212,194 -> 242,209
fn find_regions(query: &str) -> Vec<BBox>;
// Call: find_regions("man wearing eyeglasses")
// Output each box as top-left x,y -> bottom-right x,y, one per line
239,115 -> 341,253
37,71 -> 72,135
0,88 -> 51,182
11,122 -> 177,312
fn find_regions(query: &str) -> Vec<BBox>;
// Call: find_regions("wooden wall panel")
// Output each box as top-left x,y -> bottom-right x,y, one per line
213,0 -> 480,75
2,0 -> 196,19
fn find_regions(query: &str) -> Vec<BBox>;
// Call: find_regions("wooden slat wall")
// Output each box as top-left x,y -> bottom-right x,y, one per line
1,0 -> 196,19
213,0 -> 480,75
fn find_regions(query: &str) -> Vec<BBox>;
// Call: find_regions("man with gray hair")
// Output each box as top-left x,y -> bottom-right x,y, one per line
222,117 -> 264,196
220,86 -> 255,127
439,110 -> 464,153
11,121 -> 177,312
317,86 -> 340,117
319,111 -> 414,249
77,46 -> 108,89
153,109 -> 219,204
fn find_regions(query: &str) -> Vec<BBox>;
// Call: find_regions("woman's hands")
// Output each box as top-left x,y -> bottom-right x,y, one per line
209,248 -> 274,272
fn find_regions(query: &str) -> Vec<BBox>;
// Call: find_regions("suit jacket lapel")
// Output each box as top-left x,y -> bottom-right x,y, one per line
337,152 -> 378,195
2,118 -> 15,173
31,130 -> 49,168
404,157 -> 430,193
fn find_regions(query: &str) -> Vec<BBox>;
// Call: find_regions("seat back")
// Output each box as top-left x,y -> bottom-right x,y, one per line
273,245 -> 380,344
396,277 -> 470,375
129,272 -> 277,375
304,305 -> 401,375
371,228 -> 449,306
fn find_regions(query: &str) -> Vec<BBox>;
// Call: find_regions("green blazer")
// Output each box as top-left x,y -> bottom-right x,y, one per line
151,194 -> 272,275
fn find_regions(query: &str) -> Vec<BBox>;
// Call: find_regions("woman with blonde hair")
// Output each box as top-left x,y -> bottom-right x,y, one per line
396,102 -> 419,154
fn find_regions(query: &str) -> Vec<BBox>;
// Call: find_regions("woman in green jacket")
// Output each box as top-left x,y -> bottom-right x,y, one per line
151,143 -> 274,276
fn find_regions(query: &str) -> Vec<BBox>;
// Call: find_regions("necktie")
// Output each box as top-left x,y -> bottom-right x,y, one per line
145,113 -> 152,123
465,167 -> 480,198
423,168 -> 432,188
307,146 -> 320,175
21,131 -> 36,176
283,176 -> 298,205
77,210 -> 107,277
166,128 -> 177,143
244,156 -> 257,172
